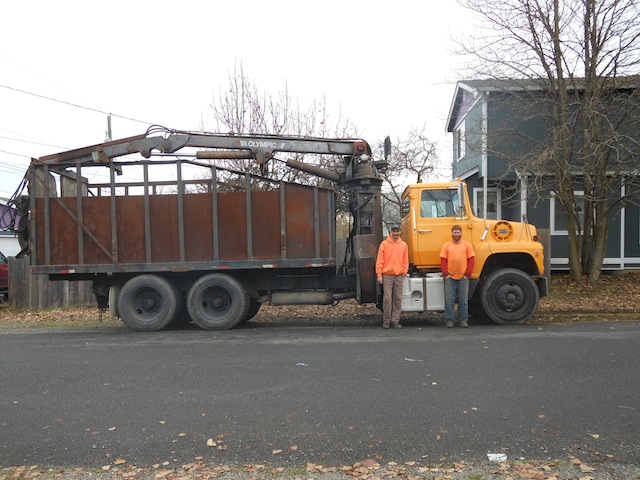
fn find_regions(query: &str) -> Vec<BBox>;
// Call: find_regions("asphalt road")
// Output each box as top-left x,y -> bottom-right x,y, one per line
1,321 -> 639,470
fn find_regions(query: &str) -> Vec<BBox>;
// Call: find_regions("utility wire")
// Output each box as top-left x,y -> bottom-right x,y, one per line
0,83 -> 157,126
0,134 -> 67,150
0,149 -> 31,158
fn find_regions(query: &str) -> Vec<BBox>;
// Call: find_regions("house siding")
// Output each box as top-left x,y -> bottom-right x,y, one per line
447,79 -> 640,271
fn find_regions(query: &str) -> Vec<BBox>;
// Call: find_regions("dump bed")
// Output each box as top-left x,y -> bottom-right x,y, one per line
30,161 -> 336,276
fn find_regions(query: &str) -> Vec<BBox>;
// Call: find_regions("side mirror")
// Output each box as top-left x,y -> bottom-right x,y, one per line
457,182 -> 466,216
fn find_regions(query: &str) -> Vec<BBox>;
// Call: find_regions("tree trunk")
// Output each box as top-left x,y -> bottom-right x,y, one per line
566,217 -> 583,282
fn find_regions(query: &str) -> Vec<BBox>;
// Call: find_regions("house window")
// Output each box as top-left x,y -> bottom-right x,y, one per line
456,122 -> 466,161
551,192 -> 585,234
473,188 -> 501,219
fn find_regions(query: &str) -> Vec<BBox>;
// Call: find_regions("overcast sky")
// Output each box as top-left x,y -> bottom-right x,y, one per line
0,0 -> 474,199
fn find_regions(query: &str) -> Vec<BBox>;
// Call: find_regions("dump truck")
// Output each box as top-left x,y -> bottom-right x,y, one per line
10,127 -> 546,330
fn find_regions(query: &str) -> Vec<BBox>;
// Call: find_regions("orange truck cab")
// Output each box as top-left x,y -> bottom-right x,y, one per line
399,179 -> 546,324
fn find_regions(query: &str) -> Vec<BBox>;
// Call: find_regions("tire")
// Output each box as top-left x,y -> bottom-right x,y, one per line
168,285 -> 191,327
238,298 -> 261,324
187,274 -> 249,330
117,275 -> 179,331
480,268 -> 539,325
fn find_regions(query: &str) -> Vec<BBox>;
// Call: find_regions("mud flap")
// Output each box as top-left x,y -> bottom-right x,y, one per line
352,234 -> 379,305
356,257 -> 377,304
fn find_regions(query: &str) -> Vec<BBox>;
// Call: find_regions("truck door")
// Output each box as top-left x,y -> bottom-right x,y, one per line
413,187 -> 461,269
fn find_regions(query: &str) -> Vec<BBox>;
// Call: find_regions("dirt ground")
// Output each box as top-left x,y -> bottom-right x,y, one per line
1,273 -> 639,328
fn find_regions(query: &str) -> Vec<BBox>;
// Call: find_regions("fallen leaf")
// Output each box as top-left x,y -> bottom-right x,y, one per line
272,449 -> 282,455
580,464 -> 596,473
178,432 -> 186,437
101,465 -> 111,471
589,434 -> 600,439
113,459 -> 127,465
290,445 -> 298,451
207,438 -> 216,447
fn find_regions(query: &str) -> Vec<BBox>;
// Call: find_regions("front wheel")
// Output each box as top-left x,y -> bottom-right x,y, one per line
480,268 -> 539,325
187,274 -> 249,330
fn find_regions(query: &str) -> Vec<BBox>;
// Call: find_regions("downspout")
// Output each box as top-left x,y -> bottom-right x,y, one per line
482,93 -> 488,218
621,181 -> 625,269
518,171 -> 528,219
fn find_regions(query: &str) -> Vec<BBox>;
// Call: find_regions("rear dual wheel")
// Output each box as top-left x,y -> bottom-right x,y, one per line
118,275 -> 179,331
187,274 -> 249,330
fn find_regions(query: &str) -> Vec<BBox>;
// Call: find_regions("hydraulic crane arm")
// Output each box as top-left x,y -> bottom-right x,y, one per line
34,128 -> 372,168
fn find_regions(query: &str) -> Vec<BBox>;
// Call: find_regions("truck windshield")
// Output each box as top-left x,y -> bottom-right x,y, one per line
420,189 -> 459,218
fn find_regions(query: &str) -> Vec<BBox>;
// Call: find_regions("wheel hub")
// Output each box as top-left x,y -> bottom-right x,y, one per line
496,283 -> 524,310
142,297 -> 156,310
211,296 -> 224,308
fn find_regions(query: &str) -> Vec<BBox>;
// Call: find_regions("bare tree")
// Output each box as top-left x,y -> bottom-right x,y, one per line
375,126 -> 439,228
457,0 -> 640,282
205,63 -> 360,188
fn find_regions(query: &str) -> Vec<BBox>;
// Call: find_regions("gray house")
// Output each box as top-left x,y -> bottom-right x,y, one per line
446,78 -> 640,271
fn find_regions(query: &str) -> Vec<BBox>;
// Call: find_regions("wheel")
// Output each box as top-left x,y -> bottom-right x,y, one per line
238,298 -> 261,324
187,274 -> 249,330
168,285 -> 192,327
480,268 -> 539,325
117,275 -> 179,331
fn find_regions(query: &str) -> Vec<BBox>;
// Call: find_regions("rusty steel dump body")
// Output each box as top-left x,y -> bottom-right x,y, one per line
34,182 -> 335,273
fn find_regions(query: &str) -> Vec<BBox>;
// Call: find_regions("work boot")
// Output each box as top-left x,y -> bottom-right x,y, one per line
392,323 -> 403,329
459,320 -> 469,328
446,320 -> 454,328
383,324 -> 390,329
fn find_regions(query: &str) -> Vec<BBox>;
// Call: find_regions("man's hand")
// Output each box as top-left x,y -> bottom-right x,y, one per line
377,276 -> 383,284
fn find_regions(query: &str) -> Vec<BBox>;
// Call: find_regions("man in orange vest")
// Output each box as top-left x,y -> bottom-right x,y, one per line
440,224 -> 475,328
376,225 -> 408,329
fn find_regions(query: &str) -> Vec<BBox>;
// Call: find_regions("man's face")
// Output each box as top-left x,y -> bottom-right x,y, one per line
451,228 -> 462,242
391,229 -> 401,240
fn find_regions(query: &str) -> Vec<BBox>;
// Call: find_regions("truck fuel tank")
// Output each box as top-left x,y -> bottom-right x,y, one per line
401,274 -> 445,312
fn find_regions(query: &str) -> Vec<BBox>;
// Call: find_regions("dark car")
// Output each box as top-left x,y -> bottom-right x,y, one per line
0,251 -> 8,294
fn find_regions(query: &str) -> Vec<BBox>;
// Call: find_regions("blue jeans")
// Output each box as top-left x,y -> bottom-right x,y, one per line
444,276 -> 470,322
